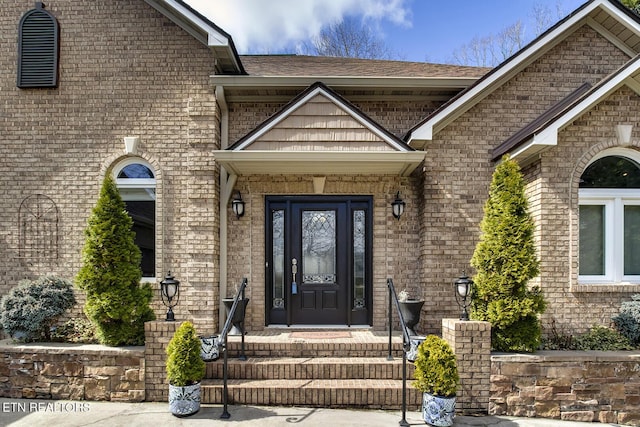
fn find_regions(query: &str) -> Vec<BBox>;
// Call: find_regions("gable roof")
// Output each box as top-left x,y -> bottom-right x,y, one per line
215,82 -> 425,176
144,0 -> 245,74
405,0 -> 640,146
501,53 -> 640,162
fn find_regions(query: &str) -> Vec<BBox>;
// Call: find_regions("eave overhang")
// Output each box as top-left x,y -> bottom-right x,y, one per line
144,0 -> 245,74
506,55 -> 640,163
212,150 -> 426,177
405,0 -> 640,148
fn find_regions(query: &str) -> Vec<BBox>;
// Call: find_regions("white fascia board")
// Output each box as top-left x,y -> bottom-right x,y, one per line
512,64 -> 640,162
407,0 -> 608,144
213,150 -> 426,176
148,0 -> 230,48
210,76 -> 477,89
232,86 -> 411,152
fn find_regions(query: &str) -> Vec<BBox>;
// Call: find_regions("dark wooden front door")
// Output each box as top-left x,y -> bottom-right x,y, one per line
266,196 -> 372,326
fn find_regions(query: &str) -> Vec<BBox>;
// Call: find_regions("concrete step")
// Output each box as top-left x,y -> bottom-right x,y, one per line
200,378 -> 421,410
205,356 -> 414,380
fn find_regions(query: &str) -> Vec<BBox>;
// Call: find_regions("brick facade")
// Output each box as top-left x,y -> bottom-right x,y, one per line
2,0 -> 640,343
0,1 -> 220,333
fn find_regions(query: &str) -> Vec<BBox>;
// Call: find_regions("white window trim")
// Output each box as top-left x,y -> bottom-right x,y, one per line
579,188 -> 640,284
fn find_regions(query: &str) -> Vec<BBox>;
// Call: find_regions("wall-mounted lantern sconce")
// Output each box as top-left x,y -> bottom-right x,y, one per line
391,191 -> 405,220
232,191 -> 245,219
160,271 -> 180,321
454,273 -> 473,321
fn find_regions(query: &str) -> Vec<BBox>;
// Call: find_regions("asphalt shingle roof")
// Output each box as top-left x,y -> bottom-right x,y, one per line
239,55 -> 491,78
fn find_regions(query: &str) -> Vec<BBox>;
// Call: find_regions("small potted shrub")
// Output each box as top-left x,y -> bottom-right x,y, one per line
412,335 -> 459,426
166,321 -> 206,417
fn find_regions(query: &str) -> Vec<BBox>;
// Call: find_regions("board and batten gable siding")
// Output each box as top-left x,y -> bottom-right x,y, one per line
244,94 -> 396,151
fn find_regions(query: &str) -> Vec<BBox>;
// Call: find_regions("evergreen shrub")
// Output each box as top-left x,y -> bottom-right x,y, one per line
0,276 -> 75,342
470,155 -> 546,352
412,335 -> 458,397
612,294 -> 640,347
166,321 -> 206,387
75,175 -> 155,346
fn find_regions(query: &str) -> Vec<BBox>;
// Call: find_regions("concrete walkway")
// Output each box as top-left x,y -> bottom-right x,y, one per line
0,398 -> 619,427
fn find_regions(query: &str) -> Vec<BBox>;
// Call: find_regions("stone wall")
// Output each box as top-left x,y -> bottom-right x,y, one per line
0,340 -> 145,402
490,351 -> 640,425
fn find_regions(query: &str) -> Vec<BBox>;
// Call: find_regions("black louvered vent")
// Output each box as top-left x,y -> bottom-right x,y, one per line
17,3 -> 59,88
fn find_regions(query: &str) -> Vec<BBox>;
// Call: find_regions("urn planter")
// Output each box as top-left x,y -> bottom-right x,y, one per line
222,297 -> 250,335
199,335 -> 220,361
168,382 -> 201,417
422,392 -> 456,426
398,299 -> 424,336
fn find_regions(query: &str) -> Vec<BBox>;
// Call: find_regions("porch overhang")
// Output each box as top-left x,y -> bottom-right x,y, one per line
213,150 -> 426,176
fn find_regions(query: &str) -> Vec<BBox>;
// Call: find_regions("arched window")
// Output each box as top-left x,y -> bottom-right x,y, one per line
17,2 -> 59,88
579,150 -> 640,283
114,159 -> 156,278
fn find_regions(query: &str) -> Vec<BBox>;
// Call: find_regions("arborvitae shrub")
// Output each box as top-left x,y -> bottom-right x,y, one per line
412,335 -> 458,397
166,321 -> 205,387
612,294 -> 640,347
470,155 -> 546,352
0,276 -> 75,342
75,175 -> 155,346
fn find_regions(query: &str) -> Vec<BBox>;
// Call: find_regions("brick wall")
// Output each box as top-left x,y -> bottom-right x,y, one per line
421,23 -> 636,335
442,319 -> 491,414
0,1 -> 221,333
227,174 -> 423,332
144,320 -> 181,402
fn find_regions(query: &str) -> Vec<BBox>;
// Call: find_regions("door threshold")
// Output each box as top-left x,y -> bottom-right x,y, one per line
266,324 -> 371,330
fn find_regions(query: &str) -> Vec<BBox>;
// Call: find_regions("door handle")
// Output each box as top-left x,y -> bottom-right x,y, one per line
292,258 -> 298,294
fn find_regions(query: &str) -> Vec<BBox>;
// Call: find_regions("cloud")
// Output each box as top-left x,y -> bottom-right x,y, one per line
184,0 -> 412,53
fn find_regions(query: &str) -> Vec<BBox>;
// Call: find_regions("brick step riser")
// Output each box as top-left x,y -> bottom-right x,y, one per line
201,385 -> 422,410
205,361 -> 414,380
225,343 -> 404,358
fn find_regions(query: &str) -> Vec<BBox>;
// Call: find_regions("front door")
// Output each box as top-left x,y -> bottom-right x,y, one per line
266,196 -> 372,326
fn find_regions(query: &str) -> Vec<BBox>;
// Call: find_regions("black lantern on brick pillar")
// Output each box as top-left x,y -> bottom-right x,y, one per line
160,271 -> 180,321
454,273 -> 473,321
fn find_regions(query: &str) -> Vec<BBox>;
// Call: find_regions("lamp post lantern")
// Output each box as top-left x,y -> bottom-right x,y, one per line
454,273 -> 473,321
160,271 -> 180,321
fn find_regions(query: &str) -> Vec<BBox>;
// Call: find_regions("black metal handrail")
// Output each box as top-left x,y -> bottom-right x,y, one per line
219,277 -> 248,420
387,278 -> 410,427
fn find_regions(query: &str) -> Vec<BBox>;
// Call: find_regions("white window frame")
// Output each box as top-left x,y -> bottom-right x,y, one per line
112,158 -> 157,282
578,190 -> 640,283
578,147 -> 640,285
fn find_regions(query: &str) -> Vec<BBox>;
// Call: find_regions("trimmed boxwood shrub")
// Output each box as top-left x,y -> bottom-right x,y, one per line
470,155 -> 546,352
75,175 -> 155,346
166,321 -> 206,387
0,276 -> 75,342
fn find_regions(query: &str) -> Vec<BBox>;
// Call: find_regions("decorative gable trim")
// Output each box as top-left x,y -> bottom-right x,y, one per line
405,0 -> 640,146
215,82 -> 425,176
230,82 -> 414,152
17,2 -> 59,88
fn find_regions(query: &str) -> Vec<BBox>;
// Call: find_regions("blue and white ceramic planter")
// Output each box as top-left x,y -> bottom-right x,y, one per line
169,382 -> 201,417
422,392 -> 456,426
200,335 -> 220,361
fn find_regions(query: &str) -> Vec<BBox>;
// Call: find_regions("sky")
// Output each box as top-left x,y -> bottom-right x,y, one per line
184,0 -> 587,64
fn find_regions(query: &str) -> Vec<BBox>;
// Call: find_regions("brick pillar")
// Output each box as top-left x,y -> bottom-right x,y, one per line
442,319 -> 491,414
144,320 -> 183,402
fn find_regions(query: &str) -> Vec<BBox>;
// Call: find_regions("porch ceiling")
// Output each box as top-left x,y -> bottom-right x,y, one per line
212,150 -> 426,176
